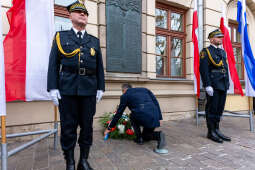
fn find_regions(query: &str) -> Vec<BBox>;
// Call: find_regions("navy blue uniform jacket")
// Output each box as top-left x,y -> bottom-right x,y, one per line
199,45 -> 229,91
47,29 -> 105,96
109,88 -> 163,129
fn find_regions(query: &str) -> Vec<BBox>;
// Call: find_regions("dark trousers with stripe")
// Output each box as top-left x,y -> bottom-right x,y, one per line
205,89 -> 227,131
58,95 -> 96,151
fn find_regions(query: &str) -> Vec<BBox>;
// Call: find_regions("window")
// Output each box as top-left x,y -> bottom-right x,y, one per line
55,0 -> 74,6
229,22 -> 244,80
54,0 -> 72,32
155,3 -> 186,78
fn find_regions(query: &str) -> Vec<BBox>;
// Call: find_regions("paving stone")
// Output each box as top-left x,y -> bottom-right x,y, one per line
2,117 -> 255,169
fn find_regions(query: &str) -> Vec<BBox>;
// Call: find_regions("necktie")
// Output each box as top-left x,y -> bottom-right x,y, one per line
217,48 -> 222,55
77,31 -> 82,41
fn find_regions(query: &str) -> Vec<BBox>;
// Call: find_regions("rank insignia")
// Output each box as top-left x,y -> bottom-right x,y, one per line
200,51 -> 205,59
90,48 -> 95,56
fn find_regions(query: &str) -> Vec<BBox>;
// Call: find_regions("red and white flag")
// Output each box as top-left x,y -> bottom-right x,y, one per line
4,0 -> 55,102
192,0 -> 200,97
0,3 -> 6,116
220,7 -> 244,96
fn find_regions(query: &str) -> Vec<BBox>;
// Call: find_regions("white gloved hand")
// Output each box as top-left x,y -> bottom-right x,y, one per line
96,90 -> 104,103
49,89 -> 61,106
206,86 -> 214,96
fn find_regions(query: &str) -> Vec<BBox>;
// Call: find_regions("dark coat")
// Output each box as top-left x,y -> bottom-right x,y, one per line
199,45 -> 229,91
109,88 -> 163,129
47,29 -> 105,96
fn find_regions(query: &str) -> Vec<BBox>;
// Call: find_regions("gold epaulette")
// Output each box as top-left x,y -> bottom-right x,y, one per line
56,32 -> 81,62
205,48 -> 223,67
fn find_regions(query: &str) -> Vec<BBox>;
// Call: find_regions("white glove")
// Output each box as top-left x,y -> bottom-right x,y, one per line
206,86 -> 214,96
96,90 -> 104,103
49,89 -> 61,106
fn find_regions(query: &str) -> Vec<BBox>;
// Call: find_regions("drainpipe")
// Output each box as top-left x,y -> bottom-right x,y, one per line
198,0 -> 203,51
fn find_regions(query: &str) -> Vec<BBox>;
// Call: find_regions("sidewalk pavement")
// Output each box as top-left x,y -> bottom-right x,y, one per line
4,116 -> 255,170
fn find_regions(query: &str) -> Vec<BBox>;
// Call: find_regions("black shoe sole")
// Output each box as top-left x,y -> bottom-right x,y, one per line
215,130 -> 231,142
220,137 -> 231,142
207,136 -> 223,143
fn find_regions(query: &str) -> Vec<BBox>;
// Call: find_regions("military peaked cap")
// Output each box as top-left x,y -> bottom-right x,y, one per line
67,0 -> 89,15
208,29 -> 224,39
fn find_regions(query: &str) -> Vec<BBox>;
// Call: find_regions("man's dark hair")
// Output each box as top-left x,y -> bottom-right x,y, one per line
121,83 -> 132,90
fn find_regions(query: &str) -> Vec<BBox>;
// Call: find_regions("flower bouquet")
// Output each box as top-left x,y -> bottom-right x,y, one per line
99,111 -> 136,140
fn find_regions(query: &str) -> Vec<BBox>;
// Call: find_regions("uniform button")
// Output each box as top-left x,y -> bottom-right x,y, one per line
81,52 -> 84,55
81,60 -> 83,63
80,46 -> 82,48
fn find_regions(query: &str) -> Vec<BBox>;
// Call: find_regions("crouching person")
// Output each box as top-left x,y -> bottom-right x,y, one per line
104,83 -> 167,152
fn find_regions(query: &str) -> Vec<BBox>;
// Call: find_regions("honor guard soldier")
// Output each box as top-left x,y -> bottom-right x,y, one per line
104,84 -> 167,153
200,29 -> 231,143
47,1 -> 105,170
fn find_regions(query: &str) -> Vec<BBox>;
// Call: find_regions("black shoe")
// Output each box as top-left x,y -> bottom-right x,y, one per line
77,159 -> 93,170
215,129 -> 231,141
77,147 -> 93,170
66,164 -> 75,170
63,150 -> 75,170
157,132 -> 166,149
207,130 -> 223,143
134,137 -> 144,145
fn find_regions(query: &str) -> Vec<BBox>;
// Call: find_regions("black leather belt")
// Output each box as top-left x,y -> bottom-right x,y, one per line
61,66 -> 96,76
211,69 -> 226,73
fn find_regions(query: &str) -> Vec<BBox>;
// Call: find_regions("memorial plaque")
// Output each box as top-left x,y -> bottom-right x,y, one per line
106,0 -> 142,73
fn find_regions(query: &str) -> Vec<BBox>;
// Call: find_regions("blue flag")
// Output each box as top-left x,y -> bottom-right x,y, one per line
237,0 -> 255,96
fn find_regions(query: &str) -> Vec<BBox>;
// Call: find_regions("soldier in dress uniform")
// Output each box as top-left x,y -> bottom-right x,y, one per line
200,29 -> 231,143
47,1 -> 105,170
104,83 -> 166,150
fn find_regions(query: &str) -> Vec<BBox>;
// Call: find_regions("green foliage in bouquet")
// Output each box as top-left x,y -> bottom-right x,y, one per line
99,112 -> 136,140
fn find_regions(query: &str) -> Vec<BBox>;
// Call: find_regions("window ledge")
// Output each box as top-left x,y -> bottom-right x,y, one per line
151,77 -> 189,81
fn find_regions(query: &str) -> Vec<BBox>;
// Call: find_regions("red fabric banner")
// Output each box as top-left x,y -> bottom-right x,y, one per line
220,17 -> 244,96
4,0 -> 27,101
192,10 -> 200,97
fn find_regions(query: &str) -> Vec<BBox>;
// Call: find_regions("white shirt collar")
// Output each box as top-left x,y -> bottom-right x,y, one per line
210,43 -> 223,49
72,27 -> 86,38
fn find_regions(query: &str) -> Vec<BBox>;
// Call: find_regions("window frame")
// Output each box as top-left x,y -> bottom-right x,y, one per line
54,4 -> 69,18
156,3 -> 186,78
229,21 -> 244,80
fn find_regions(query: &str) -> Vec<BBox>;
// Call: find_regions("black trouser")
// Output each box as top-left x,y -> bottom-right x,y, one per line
58,95 -> 96,151
205,89 -> 227,131
130,116 -> 160,141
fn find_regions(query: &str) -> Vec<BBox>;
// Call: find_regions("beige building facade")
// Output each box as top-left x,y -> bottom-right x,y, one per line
1,0 -> 254,134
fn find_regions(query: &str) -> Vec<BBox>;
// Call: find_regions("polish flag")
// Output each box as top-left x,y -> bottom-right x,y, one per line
220,7 -> 244,96
0,3 -> 6,116
192,0 -> 200,97
4,0 -> 55,102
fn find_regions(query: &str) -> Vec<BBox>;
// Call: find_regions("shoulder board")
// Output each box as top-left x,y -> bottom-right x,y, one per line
55,31 -> 66,37
57,30 -> 69,35
219,48 -> 227,54
200,48 -> 207,59
87,34 -> 99,40
58,30 -> 69,33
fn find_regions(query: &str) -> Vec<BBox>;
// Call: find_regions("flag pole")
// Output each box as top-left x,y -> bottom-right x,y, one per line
195,96 -> 199,127
248,97 -> 254,132
53,106 -> 58,150
1,116 -> 7,170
